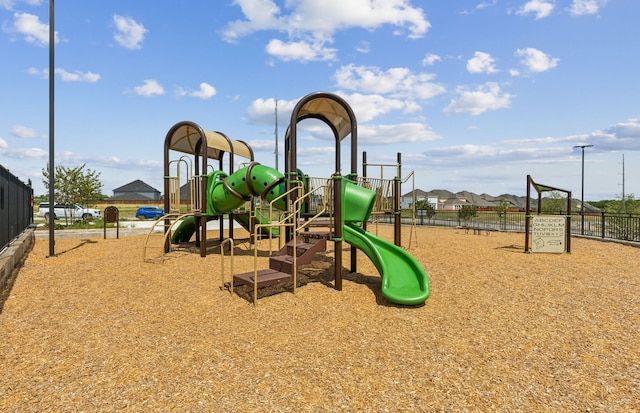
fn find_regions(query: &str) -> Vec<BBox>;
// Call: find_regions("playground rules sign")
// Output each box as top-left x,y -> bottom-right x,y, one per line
531,215 -> 567,253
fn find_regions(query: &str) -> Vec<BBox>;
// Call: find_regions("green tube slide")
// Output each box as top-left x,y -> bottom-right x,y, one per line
341,180 -> 430,306
171,163 -> 287,243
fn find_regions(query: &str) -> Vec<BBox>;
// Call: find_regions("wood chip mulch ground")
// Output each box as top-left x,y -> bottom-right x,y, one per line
0,226 -> 638,412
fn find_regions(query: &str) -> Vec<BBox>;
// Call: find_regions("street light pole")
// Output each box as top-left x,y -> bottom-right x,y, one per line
48,0 -> 56,257
573,144 -> 593,235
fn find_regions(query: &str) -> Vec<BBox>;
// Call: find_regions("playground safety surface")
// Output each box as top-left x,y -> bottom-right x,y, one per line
1,226 -> 638,412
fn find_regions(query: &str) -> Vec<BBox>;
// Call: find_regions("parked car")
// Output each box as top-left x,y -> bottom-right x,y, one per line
135,206 -> 165,219
37,203 -> 102,220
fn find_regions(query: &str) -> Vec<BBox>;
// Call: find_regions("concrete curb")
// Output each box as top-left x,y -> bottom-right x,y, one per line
0,228 -> 35,292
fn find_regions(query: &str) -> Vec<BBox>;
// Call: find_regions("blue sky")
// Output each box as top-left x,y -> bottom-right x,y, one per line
1,0 -> 639,201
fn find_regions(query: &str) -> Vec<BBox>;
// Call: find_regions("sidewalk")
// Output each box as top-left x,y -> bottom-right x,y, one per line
32,219 -> 241,239
33,221 -> 155,240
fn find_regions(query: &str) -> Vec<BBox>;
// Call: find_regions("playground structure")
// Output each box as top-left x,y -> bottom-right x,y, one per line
144,91 -> 430,305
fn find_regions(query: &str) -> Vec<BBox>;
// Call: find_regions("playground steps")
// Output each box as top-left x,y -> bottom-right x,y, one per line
232,235 -> 328,288
233,269 -> 292,288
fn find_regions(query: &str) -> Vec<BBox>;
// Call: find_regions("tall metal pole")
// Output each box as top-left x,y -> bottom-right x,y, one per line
574,144 -> 593,235
48,0 -> 56,257
274,100 -> 278,171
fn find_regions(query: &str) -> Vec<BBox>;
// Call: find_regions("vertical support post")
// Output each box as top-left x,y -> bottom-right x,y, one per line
362,151 -> 367,234
566,191 -> 572,253
524,175 -> 531,253
349,123 -> 358,274
394,152 -> 401,247
580,148 -> 585,235
333,174 -> 343,291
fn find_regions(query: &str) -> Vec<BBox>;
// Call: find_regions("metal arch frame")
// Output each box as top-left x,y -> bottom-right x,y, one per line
164,120 -> 254,257
284,91 -> 358,291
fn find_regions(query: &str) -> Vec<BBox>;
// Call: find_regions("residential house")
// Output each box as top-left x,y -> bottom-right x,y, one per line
111,180 -> 161,201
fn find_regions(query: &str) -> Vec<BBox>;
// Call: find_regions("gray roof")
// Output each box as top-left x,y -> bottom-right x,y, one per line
108,193 -> 154,201
113,179 -> 160,193
399,188 -> 599,211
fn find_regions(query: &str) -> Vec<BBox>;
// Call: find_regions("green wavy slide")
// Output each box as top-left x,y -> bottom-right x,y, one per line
343,222 -> 430,305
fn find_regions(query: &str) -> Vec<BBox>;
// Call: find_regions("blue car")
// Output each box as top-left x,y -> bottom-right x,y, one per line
135,206 -> 165,219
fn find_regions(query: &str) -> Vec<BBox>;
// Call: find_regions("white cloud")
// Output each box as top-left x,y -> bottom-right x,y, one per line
283,120 -> 441,146
0,144 -> 47,159
225,0 -> 429,40
178,82 -> 217,99
223,0 -> 430,61
605,118 -> 640,139
247,90 -> 431,126
131,79 -> 165,96
358,123 -> 442,145
334,64 -> 445,101
339,92 -> 411,122
422,53 -> 441,66
461,0 -> 498,15
467,51 -> 498,74
265,39 -> 337,62
6,12 -> 57,46
222,0 -> 285,41
356,41 -> 370,54
444,82 -> 514,116
11,125 -> 44,139
516,47 -> 559,72
501,118 -> 640,151
0,0 -> 41,10
247,97 -> 298,125
570,0 -> 608,16
517,0 -> 555,19
112,15 -> 147,50
27,67 -> 47,78
54,68 -> 100,83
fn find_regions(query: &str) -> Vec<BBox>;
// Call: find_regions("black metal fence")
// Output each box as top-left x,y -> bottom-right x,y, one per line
375,209 -> 640,243
1,164 -> 34,252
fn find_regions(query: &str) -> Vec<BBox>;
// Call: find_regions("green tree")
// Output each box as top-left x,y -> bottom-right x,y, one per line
604,194 -> 640,241
415,199 -> 436,222
42,163 -> 103,221
494,198 -> 510,229
458,205 -> 478,225
604,194 -> 640,214
541,191 -> 566,214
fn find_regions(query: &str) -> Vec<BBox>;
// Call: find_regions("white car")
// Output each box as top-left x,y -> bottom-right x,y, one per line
37,203 -> 102,220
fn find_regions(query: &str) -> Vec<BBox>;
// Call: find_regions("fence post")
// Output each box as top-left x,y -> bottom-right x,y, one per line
601,211 -> 605,239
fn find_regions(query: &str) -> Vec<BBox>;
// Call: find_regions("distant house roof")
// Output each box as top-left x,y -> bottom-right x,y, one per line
111,179 -> 161,201
113,179 -> 159,193
108,193 -> 154,202
401,188 -> 429,198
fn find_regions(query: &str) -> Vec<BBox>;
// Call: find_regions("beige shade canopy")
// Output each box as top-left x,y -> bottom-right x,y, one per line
293,95 -> 354,141
166,121 -> 253,161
